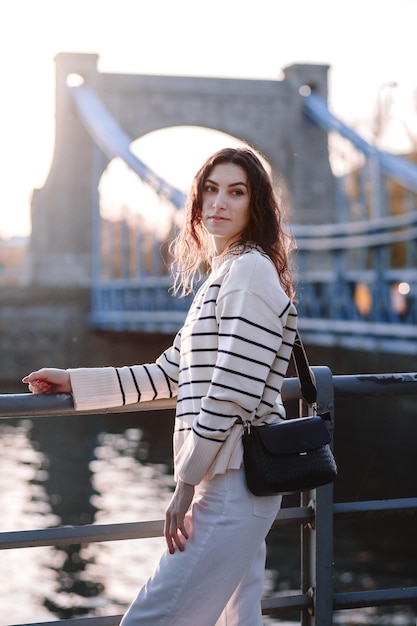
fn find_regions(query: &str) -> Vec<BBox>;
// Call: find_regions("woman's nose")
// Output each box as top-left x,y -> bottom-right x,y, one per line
213,192 -> 226,209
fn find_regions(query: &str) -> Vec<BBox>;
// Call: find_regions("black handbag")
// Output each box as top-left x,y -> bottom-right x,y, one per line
242,332 -> 337,496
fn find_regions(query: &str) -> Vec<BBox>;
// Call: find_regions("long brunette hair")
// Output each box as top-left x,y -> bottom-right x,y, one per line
170,147 -> 295,299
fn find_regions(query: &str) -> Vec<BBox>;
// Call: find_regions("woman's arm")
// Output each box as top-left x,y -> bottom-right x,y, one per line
23,332 -> 182,408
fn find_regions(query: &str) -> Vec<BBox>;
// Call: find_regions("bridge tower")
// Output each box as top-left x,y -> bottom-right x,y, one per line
28,52 -> 335,286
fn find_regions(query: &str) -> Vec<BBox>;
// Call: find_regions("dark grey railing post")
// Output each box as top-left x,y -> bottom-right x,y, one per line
301,366 -> 335,625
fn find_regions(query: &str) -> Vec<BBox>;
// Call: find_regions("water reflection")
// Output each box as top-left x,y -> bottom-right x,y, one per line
1,393 -> 417,625
27,412 -> 100,618
0,420 -> 59,624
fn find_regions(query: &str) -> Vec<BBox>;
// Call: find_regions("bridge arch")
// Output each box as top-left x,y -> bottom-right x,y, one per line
98,125 -> 279,281
29,52 -> 335,286
129,125 -> 266,188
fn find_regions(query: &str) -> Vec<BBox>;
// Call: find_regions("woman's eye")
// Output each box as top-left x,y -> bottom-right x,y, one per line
204,185 -> 215,193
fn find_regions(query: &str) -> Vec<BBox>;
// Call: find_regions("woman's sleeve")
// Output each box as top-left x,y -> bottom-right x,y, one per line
68,333 -> 181,411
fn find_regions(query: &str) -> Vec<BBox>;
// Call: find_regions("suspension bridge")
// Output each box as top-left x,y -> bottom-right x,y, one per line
28,53 -> 417,356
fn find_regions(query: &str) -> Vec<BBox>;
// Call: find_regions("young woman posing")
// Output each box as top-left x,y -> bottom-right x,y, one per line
23,147 -> 297,626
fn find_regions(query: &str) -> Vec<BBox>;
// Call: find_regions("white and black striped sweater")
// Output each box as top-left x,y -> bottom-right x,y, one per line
69,247 -> 297,485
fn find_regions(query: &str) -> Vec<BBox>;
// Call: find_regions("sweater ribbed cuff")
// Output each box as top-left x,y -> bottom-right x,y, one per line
68,367 -> 123,411
175,433 -> 222,485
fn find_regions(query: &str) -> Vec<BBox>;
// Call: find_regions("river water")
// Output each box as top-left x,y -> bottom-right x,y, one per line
1,380 -> 417,625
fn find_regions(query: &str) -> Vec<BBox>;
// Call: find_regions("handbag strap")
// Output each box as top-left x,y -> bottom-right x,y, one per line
292,331 -> 317,406
240,330 -> 320,431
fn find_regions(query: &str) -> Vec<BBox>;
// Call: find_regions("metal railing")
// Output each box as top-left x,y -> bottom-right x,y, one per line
1,368 -> 417,625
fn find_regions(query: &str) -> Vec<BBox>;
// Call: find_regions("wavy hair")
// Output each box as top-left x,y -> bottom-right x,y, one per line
170,147 -> 295,299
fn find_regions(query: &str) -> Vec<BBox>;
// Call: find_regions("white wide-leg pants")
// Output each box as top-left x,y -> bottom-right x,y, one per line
120,468 -> 282,626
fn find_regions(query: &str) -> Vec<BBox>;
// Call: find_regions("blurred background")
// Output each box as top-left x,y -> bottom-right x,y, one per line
1,1 -> 417,624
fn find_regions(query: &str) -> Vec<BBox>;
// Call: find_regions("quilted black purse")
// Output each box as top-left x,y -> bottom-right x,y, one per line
242,332 -> 337,496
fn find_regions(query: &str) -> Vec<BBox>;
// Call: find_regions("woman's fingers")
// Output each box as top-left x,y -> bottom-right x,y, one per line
22,369 -> 72,394
164,513 -> 188,554
27,379 -> 53,394
164,480 -> 194,553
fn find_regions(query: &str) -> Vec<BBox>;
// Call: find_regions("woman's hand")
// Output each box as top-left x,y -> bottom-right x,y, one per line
22,368 -> 72,394
164,479 -> 195,554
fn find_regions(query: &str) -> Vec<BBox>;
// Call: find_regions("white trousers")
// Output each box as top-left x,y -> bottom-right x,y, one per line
120,468 -> 282,626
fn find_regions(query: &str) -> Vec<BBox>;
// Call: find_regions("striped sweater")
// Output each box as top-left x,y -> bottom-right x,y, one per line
69,247 -> 298,485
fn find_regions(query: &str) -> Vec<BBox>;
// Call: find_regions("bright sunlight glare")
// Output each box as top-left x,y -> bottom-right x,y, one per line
98,127 -> 253,239
0,0 -> 416,239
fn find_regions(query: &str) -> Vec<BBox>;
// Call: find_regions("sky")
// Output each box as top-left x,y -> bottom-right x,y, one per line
0,0 -> 416,238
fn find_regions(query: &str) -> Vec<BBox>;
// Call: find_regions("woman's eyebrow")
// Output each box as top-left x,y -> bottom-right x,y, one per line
205,178 -> 248,188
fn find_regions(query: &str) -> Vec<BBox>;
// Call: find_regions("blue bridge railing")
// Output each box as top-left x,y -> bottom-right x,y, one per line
89,214 -> 417,352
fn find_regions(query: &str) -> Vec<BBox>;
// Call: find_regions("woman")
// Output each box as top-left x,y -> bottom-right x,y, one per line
23,147 -> 297,625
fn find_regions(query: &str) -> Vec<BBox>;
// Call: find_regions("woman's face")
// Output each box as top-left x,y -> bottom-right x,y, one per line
201,162 -> 250,255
